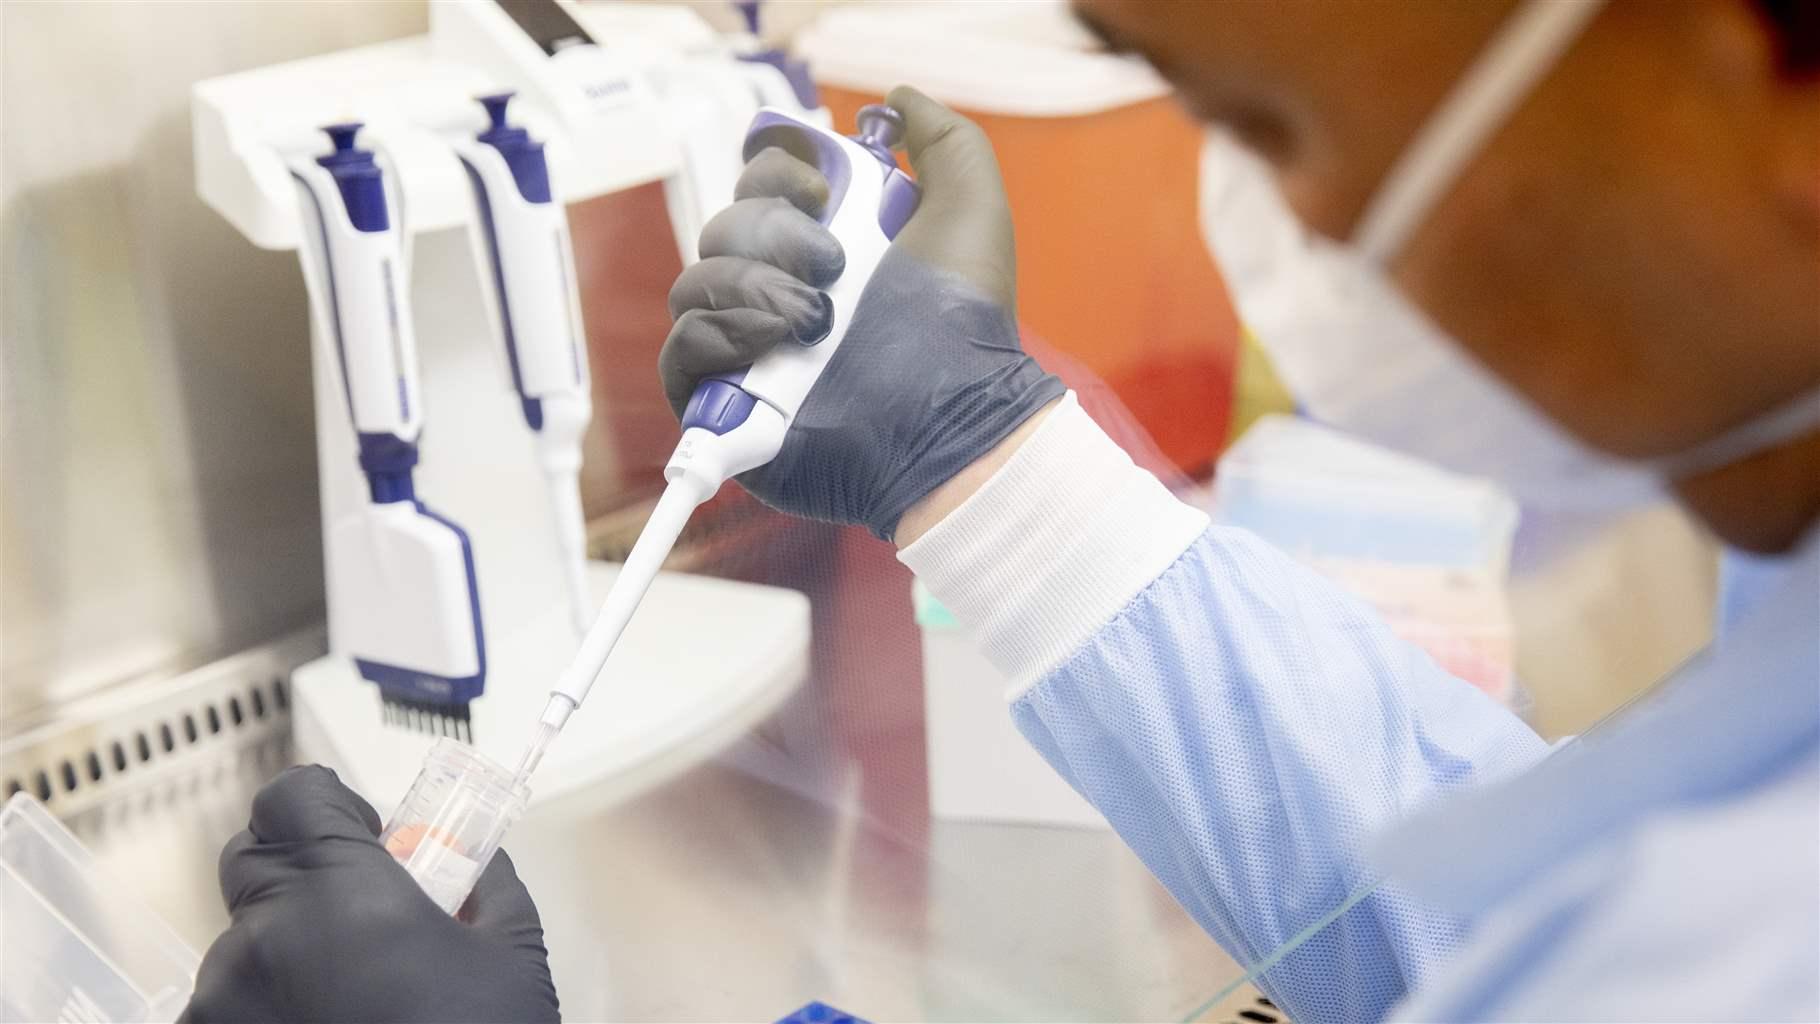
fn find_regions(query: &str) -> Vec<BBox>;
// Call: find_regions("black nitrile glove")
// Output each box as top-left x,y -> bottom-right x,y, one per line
659,86 -> 1064,540
180,766 -> 557,1024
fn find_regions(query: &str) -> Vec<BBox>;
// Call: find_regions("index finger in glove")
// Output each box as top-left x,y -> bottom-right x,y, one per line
219,766 -> 388,910
248,764 -> 383,845
734,145 -> 831,218
215,828 -> 260,910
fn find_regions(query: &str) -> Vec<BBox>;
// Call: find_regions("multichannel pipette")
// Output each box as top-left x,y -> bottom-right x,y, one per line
291,124 -> 488,740
511,103 -> 920,784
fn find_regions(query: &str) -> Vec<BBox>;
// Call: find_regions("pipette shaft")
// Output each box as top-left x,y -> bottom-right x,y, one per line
545,466 -> 593,636
517,472 -> 713,776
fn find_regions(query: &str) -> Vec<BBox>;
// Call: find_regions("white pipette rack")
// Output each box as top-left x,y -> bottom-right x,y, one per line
193,0 -> 811,815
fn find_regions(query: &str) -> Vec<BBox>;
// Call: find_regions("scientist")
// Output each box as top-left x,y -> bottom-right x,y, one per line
182,1 -> 1819,1020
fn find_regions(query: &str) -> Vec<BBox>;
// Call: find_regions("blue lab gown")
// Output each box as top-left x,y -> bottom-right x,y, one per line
1011,525 -> 1819,1022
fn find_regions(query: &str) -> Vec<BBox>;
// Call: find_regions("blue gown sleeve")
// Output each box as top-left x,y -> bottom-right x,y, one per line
1009,526 -> 1549,1022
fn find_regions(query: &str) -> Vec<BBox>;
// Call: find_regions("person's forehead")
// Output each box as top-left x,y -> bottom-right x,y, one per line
1070,0 -> 1511,234
1069,0 -> 1509,118
1069,0 -> 1512,66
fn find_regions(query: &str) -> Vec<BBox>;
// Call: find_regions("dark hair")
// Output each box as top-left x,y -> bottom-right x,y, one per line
1753,0 -> 1820,75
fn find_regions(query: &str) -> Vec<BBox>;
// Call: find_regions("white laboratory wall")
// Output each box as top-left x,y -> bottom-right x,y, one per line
1,2 -> 427,726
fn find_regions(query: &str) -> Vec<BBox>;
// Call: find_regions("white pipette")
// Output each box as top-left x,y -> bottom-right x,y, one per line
457,92 -> 597,638
512,103 -> 921,783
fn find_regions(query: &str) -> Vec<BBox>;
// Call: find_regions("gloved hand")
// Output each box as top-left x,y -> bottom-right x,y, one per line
659,86 -> 1064,540
180,765 -> 557,1024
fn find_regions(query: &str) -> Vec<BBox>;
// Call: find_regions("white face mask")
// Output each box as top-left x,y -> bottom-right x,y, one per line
1201,0 -> 1820,532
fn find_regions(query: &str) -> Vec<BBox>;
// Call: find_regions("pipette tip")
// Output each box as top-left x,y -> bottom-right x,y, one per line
512,720 -> 560,787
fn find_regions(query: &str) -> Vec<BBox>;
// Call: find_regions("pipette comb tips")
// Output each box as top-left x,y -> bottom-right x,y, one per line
379,693 -> 474,744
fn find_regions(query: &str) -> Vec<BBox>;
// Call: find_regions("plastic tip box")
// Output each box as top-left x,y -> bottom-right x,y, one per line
1210,415 -> 1521,701
0,793 -> 200,1023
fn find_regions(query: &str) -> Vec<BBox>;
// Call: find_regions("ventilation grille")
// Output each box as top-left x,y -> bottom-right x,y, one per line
1,629 -> 324,820
1222,994 -> 1286,1024
1196,988 -> 1290,1024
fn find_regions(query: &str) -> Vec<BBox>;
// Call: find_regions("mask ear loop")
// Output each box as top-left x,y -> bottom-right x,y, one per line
1352,0 -> 1607,265
1653,386 -> 1820,480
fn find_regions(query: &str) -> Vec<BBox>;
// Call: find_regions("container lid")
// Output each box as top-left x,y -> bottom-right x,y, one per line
794,0 -> 1170,117
1212,415 -> 1520,574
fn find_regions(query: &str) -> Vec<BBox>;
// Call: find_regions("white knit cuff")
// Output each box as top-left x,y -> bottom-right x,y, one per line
898,392 -> 1209,697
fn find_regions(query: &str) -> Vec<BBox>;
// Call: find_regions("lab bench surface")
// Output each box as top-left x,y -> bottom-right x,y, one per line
66,737 -> 1255,1022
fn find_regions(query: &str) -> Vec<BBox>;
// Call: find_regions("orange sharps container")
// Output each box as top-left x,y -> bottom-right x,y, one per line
797,3 -> 1245,477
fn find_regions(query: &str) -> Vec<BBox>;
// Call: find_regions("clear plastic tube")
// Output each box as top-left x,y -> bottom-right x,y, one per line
381,738 -> 530,915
